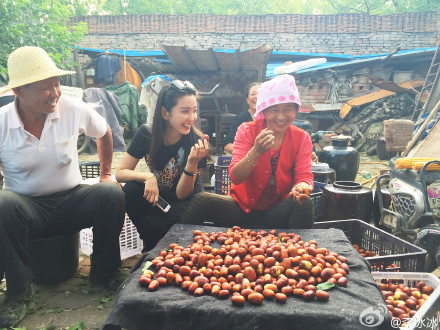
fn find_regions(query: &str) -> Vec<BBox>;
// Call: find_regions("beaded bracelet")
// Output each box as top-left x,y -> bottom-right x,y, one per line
246,150 -> 258,167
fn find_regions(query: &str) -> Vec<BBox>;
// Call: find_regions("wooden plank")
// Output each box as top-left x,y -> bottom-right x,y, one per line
339,104 -> 353,118
309,103 -> 344,111
399,79 -> 424,90
367,75 -> 418,94
348,90 -> 394,106
339,79 -> 424,119
408,120 -> 440,158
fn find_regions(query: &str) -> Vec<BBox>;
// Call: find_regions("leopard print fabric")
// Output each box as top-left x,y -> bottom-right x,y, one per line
145,147 -> 185,191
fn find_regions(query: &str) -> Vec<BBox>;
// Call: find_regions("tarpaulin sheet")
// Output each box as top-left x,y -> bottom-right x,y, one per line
104,224 -> 393,330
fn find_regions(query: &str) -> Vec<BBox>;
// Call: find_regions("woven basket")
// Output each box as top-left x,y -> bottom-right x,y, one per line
383,119 -> 414,152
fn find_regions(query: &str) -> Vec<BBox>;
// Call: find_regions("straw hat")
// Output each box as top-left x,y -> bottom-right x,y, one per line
6,46 -> 75,89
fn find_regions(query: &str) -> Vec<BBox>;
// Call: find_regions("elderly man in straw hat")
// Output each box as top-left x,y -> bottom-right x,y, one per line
0,46 -> 126,327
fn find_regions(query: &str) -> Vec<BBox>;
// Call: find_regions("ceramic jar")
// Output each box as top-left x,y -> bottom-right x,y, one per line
312,162 -> 336,184
292,119 -> 313,134
321,181 -> 373,223
318,136 -> 360,181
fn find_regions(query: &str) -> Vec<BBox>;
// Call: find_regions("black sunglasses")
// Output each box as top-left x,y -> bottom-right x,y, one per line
168,80 -> 196,92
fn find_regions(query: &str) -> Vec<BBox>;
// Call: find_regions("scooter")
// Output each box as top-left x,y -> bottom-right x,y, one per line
376,159 -> 440,269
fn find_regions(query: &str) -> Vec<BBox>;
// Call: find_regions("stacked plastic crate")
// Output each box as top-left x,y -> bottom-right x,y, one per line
79,161 -> 143,259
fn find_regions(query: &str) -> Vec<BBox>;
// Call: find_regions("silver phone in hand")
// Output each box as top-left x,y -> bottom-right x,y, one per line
157,196 -> 171,213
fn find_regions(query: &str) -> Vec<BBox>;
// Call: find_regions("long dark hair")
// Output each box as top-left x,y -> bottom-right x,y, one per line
149,82 -> 203,169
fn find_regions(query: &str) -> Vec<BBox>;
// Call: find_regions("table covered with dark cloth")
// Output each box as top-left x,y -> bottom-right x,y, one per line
104,224 -> 393,330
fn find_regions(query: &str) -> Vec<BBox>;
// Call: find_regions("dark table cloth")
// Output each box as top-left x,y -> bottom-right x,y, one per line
104,224 -> 393,330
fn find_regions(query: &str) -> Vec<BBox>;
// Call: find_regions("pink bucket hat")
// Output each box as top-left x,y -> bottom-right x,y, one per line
255,74 -> 301,119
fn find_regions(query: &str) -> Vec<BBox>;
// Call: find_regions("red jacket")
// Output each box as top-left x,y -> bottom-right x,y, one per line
229,119 -> 313,213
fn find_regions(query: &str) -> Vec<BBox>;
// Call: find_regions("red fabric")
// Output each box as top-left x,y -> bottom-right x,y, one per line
255,147 -> 280,210
229,119 -> 313,213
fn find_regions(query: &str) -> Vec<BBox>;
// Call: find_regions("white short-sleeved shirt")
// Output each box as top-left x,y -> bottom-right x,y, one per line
0,95 -> 107,196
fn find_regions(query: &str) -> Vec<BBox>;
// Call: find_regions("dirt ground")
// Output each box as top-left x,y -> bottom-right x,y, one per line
0,152 -> 144,330
1,151 -> 438,329
1,255 -> 140,330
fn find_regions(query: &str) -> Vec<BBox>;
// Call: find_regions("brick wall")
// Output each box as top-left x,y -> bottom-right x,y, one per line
72,12 -> 439,107
71,11 -> 440,54
77,31 -> 438,54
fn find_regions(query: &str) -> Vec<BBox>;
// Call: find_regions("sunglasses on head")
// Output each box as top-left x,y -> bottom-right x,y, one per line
169,80 -> 196,91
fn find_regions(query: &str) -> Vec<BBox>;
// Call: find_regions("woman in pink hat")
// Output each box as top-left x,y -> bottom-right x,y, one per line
182,74 -> 314,228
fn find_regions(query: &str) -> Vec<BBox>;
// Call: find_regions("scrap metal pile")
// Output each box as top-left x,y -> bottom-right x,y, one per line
329,93 -> 415,152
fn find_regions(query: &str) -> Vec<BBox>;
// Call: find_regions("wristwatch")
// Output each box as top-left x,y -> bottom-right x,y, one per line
183,168 -> 197,177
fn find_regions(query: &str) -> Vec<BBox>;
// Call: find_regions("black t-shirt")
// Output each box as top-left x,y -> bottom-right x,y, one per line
127,125 -> 206,200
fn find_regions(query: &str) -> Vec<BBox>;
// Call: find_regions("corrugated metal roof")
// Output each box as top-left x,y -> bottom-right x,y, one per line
271,51 -> 355,60
267,47 -> 437,78
76,46 -> 437,79
160,44 -> 272,78
76,45 -> 272,80
76,47 -> 165,57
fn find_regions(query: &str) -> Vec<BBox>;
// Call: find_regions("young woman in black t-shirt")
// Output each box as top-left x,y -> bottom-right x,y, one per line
116,80 -> 209,251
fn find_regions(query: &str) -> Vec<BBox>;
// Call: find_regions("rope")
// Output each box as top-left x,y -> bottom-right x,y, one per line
360,174 -> 380,185
359,161 -> 389,166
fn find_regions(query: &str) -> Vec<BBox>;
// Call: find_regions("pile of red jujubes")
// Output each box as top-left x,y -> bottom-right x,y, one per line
353,244 -> 379,258
139,226 -> 350,306
353,244 -> 400,271
379,279 -> 435,326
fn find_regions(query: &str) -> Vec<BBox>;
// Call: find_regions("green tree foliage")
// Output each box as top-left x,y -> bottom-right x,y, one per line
324,0 -> 439,14
0,0 -> 87,84
97,0 -> 321,15
72,0 -> 439,15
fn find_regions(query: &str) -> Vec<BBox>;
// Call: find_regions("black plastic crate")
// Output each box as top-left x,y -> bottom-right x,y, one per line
214,157 -> 327,204
310,192 -> 322,221
313,219 -> 427,272
214,156 -> 232,195
79,161 -> 100,180
310,181 -> 327,221
312,181 -> 327,194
